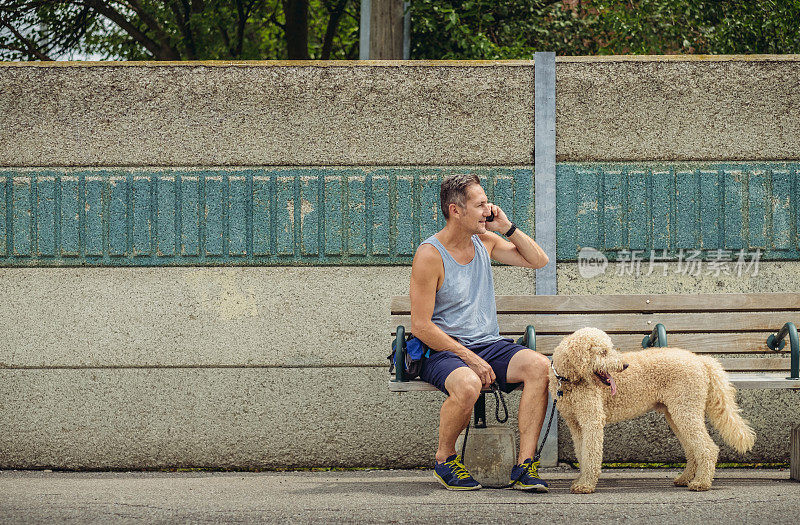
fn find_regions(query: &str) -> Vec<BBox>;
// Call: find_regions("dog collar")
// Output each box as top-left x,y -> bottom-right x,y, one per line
551,362 -> 570,397
551,362 -> 570,382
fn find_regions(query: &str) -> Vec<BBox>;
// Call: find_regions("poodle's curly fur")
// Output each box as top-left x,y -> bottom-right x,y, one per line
550,327 -> 756,493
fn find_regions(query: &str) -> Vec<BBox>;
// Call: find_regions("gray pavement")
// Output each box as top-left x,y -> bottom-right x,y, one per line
1,467 -> 798,524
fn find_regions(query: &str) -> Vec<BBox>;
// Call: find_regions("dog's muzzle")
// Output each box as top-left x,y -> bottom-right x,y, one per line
594,370 -> 617,395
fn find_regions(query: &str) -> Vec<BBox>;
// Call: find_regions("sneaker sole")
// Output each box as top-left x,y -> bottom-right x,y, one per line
433,472 -> 482,491
511,482 -> 549,493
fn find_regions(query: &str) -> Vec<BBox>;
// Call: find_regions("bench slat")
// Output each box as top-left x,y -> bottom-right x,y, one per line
528,333 -> 784,355
388,380 -> 440,392
391,312 -> 799,334
389,333 -> 787,355
729,373 -> 800,389
716,357 -> 790,371
390,293 -> 800,314
389,373 -> 800,392
386,381 -> 521,393
387,333 -> 782,355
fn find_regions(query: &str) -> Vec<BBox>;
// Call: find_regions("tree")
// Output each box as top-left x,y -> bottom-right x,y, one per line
2,0 -> 798,61
589,0 -> 800,55
0,0 -> 360,61
408,0 -> 602,59
407,0 -> 800,58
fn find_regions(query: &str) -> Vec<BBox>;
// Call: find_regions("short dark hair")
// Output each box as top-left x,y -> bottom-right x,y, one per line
440,173 -> 480,219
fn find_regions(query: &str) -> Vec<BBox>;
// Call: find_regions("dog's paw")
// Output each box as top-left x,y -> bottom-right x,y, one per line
570,482 -> 596,494
673,475 -> 690,487
688,480 -> 711,491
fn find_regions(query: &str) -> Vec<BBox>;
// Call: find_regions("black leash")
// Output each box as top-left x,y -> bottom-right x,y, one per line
536,399 -> 558,460
460,383 -> 558,489
491,382 -> 509,424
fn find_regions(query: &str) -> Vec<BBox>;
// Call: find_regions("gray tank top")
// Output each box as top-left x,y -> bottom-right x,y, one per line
422,234 -> 502,346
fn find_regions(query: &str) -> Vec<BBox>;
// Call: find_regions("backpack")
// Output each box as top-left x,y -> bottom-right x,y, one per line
388,335 -> 431,380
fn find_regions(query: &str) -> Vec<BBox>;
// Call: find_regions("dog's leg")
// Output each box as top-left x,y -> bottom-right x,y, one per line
566,418 -> 583,464
668,409 -> 719,491
571,422 -> 604,494
663,410 -> 696,486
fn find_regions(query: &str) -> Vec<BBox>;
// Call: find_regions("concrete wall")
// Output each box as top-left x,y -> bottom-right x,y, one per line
1,57 -> 799,469
2,56 -> 800,167
0,266 -> 534,469
2,263 -> 798,468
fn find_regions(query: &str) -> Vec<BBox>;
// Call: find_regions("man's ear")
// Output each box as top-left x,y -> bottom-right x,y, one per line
449,202 -> 460,218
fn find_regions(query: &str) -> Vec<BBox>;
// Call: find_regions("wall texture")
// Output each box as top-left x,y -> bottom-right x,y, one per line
0,168 -> 534,265
1,264 -> 798,469
2,163 -> 799,266
1,57 -> 799,469
2,57 -> 800,166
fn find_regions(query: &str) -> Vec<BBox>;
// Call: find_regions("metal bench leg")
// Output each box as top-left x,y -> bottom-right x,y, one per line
767,322 -> 799,380
473,393 -> 487,428
792,424 -> 799,482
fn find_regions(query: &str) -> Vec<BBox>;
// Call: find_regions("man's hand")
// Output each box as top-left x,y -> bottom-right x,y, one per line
460,351 -> 496,388
478,204 -> 549,269
484,203 -> 512,235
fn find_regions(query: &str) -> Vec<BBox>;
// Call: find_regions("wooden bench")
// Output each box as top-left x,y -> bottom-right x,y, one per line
389,293 -> 800,474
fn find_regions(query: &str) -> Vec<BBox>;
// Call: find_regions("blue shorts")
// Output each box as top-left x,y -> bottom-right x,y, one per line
419,338 -> 527,395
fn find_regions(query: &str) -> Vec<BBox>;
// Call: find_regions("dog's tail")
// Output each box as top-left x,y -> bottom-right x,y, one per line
701,356 -> 756,454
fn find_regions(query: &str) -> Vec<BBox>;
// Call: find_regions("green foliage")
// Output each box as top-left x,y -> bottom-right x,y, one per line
1,0 -> 798,61
0,0 -> 361,61
409,0 -> 604,59
409,0 -> 800,58
591,0 -> 800,55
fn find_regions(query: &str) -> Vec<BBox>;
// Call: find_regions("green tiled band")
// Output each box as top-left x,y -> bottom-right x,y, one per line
0,168 -> 533,266
557,163 -> 800,261
1,163 -> 797,267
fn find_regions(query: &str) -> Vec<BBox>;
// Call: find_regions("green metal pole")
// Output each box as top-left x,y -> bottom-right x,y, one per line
394,325 -> 406,382
517,325 -> 536,351
642,323 -> 668,348
767,322 -> 799,380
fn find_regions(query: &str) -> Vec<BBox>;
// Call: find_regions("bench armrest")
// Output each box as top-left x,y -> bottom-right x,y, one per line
515,325 -> 536,351
392,325 -> 407,382
642,323 -> 668,348
767,322 -> 799,380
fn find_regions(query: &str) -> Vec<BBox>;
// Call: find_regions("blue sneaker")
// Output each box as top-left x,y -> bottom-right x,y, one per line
510,457 -> 549,492
433,454 -> 482,491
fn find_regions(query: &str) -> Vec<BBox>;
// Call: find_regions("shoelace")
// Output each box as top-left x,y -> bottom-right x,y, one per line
525,459 -> 541,479
444,455 -> 472,480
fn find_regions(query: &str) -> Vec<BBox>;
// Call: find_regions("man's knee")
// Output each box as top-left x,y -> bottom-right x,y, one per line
445,368 -> 482,407
514,349 -> 550,383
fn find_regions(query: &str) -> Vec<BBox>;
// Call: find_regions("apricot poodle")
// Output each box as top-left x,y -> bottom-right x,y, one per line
550,327 -> 755,493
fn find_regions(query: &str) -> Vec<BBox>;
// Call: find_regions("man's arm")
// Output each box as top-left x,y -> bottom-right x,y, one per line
410,244 -> 496,387
478,204 -> 549,269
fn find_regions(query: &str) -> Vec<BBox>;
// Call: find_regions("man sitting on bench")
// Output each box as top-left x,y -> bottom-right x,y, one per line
410,173 -> 551,491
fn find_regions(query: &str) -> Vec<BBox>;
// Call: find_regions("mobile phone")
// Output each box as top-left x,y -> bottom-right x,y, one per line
487,212 -> 494,222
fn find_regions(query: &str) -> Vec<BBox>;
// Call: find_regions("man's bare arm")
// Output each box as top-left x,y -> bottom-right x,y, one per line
410,244 -> 496,387
479,204 -> 549,269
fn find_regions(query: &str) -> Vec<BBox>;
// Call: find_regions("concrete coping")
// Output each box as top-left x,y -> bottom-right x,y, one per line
2,55 -> 800,67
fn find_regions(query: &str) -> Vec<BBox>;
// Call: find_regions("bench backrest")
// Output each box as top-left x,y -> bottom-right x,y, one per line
391,293 -> 800,373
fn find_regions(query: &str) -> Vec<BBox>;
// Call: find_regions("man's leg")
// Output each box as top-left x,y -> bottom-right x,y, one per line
506,348 -> 550,464
436,367 -> 482,463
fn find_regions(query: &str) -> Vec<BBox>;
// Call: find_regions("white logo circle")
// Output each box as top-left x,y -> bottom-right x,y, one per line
578,247 -> 608,279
